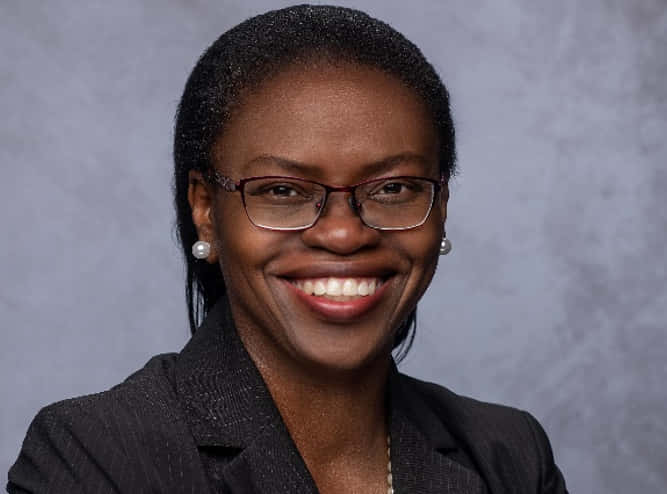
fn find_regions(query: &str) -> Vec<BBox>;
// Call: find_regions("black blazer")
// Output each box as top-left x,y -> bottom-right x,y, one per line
8,300 -> 567,493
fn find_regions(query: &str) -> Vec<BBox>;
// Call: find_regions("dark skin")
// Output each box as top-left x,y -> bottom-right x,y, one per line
188,62 -> 448,493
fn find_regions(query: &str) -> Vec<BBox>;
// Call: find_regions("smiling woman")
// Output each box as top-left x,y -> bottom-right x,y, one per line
8,5 -> 567,494
189,62 -> 445,376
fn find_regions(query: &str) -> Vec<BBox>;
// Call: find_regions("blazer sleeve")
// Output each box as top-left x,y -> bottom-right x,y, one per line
7,403 -> 128,494
522,411 -> 568,494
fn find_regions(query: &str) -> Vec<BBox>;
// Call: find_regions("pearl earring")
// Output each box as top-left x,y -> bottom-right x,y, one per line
440,236 -> 452,256
191,240 -> 211,259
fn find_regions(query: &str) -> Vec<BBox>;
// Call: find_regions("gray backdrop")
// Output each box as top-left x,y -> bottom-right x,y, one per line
2,1 -> 665,492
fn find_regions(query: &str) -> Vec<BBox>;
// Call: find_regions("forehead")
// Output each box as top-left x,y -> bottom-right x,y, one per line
213,62 -> 439,181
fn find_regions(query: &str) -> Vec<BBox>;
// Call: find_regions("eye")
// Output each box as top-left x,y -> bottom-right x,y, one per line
266,184 -> 300,197
377,182 -> 408,194
251,182 -> 309,198
246,179 -> 318,204
363,178 -> 427,205
370,179 -> 422,196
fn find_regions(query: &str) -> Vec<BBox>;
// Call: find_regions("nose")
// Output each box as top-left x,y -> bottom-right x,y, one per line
300,191 -> 381,255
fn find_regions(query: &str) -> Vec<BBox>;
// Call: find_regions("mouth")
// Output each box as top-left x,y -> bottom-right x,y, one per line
280,275 -> 392,322
289,277 -> 383,301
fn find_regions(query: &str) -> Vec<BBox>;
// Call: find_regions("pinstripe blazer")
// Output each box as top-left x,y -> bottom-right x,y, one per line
7,300 -> 567,493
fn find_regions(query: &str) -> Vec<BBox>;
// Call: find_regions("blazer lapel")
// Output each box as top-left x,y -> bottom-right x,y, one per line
390,369 -> 488,494
219,421 -> 318,494
174,300 -> 318,493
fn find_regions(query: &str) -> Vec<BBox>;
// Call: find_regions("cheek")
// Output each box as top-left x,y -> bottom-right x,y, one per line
211,200 -> 270,286
409,223 -> 443,285
391,225 -> 441,291
414,237 -> 440,284
216,228 -> 275,282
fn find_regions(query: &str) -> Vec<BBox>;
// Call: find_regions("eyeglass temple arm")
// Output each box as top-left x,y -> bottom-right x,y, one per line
204,170 -> 239,192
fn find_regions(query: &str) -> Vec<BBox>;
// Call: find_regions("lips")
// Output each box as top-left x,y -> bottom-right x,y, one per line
281,274 -> 391,322
291,277 -> 381,299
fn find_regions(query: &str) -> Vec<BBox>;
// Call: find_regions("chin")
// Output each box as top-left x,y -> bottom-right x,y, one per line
284,323 -> 392,375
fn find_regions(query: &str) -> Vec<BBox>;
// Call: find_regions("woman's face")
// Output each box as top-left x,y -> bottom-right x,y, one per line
190,63 -> 447,373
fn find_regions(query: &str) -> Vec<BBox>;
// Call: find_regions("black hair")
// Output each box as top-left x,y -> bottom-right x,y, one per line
173,4 -> 456,361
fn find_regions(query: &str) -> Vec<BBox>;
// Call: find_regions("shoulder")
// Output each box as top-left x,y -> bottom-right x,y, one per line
398,373 -> 568,493
7,353 -> 203,493
401,372 -> 534,434
39,351 -> 182,437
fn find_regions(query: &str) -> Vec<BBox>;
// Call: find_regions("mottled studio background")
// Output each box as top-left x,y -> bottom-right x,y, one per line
1,1 -> 666,492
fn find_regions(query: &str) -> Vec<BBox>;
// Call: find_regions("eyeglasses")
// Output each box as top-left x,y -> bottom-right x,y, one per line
203,170 -> 443,231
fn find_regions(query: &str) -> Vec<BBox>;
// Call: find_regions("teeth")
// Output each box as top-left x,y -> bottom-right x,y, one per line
326,278 -> 342,296
313,280 -> 327,296
293,277 -> 382,297
342,279 -> 357,296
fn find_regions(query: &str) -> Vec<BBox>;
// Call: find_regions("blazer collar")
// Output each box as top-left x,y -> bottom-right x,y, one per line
174,299 -> 486,493
174,299 -> 282,448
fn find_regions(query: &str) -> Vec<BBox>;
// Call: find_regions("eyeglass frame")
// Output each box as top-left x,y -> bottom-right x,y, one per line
201,169 -> 445,231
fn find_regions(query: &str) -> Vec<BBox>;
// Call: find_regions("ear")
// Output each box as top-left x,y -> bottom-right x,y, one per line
187,170 -> 219,264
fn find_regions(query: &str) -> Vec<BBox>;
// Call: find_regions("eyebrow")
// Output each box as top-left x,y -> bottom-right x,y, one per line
242,152 -> 433,178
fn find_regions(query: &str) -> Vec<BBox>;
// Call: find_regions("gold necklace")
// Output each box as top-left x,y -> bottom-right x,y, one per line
387,435 -> 394,494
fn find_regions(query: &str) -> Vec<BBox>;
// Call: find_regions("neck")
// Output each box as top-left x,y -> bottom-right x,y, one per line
236,324 -> 392,469
269,357 -> 390,463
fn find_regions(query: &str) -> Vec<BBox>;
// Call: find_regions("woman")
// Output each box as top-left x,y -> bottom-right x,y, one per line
8,5 -> 567,493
